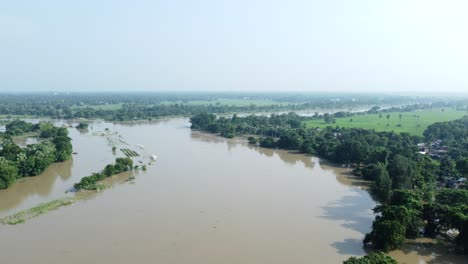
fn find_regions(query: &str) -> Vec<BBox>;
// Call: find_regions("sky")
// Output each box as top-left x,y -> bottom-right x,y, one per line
0,0 -> 467,93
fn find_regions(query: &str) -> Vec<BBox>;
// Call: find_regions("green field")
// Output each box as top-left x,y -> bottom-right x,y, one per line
304,108 -> 467,136
159,99 -> 291,106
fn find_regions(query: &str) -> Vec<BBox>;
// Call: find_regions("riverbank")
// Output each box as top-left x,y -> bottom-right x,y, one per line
0,118 -> 465,263
189,113 -> 468,262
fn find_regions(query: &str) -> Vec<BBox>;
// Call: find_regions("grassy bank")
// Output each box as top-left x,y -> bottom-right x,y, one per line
304,108 -> 467,136
0,197 -> 76,225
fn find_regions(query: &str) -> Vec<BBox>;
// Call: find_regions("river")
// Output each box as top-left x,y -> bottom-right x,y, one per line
0,118 -> 465,263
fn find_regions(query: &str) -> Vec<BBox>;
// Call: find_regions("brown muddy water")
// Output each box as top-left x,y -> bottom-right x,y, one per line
0,118 -> 465,264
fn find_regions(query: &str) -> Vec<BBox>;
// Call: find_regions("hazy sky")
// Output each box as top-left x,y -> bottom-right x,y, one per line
0,0 -> 467,93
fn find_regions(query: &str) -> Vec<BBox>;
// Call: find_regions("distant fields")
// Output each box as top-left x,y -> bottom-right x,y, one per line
71,99 -> 291,110
159,99 -> 291,106
304,108 -> 468,136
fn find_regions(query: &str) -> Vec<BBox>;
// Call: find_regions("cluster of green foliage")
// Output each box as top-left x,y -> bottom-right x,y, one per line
4,119 -> 35,135
190,112 -> 468,253
343,252 -> 397,264
424,189 -> 468,253
364,190 -> 424,251
73,157 -> 134,190
425,116 -> 468,176
0,120 -> 72,189
75,122 -> 89,129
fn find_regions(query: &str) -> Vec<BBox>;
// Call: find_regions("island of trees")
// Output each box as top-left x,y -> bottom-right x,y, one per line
190,112 -> 468,258
73,157 -> 134,190
0,120 -> 73,189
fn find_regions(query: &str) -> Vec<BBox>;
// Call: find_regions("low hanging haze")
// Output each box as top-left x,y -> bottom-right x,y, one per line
0,0 -> 467,93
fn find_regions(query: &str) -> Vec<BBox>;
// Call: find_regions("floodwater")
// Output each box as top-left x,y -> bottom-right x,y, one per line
0,118 -> 465,264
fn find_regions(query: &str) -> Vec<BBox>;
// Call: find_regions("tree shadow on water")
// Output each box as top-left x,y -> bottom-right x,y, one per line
321,190 -> 376,235
331,238 -> 369,255
320,190 -> 377,257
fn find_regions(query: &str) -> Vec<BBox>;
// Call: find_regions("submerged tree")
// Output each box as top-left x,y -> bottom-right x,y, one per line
343,252 -> 397,264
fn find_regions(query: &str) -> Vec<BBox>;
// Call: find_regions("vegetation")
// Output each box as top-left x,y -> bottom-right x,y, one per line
0,92 -> 465,121
0,197 -> 75,225
1,157 -> 137,225
74,157 -> 134,190
0,120 -> 73,189
190,112 -> 468,254
343,252 -> 397,264
75,122 -> 89,129
120,148 -> 139,157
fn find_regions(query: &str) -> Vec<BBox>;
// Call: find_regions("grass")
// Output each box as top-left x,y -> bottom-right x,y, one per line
304,108 -> 468,137
81,183 -> 106,191
0,197 -> 76,225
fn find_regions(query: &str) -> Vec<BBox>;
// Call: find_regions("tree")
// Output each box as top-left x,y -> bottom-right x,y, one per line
277,130 -> 303,150
0,140 -> 22,161
388,155 -> 416,189
247,137 -> 258,145
371,167 -> 393,203
103,164 -> 116,177
383,205 -> 422,239
364,220 -> 405,251
114,157 -> 133,172
52,135 -> 73,162
456,158 -> 468,176
300,139 -> 316,154
439,157 -> 458,178
76,122 -> 89,129
366,149 -> 390,165
190,113 -> 216,130
18,141 -> 57,176
5,119 -> 34,135
324,114 -> 335,124
0,161 -> 18,189
343,252 -> 397,264
38,122 -> 57,138
259,137 -> 276,148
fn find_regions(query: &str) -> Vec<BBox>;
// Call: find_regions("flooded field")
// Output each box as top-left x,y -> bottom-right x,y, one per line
0,118 -> 465,263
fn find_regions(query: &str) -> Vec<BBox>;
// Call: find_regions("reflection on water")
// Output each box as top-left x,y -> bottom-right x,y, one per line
0,118 -> 464,264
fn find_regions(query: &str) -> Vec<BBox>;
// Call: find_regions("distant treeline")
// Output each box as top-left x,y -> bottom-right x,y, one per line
190,112 -> 468,254
0,120 -> 73,189
0,92 -> 466,121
